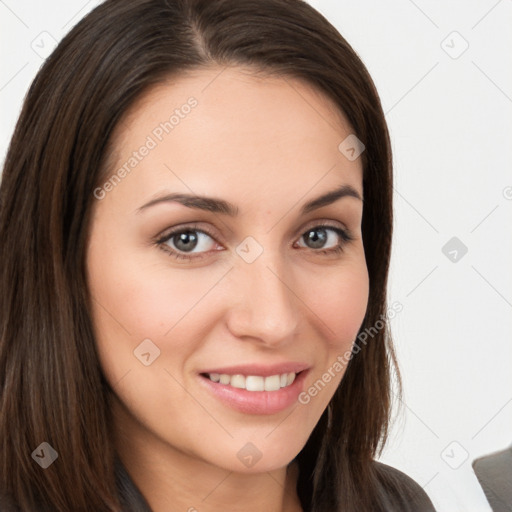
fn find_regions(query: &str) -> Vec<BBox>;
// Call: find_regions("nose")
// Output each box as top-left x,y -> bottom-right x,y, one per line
225,250 -> 300,347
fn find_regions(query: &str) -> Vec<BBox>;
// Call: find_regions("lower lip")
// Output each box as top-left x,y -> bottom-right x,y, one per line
198,371 -> 309,415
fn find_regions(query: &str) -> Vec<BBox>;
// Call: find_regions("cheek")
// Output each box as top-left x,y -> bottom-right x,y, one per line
303,257 -> 369,350
92,266 -> 212,338
331,269 -> 369,345
293,260 -> 369,420
299,254 -> 369,390
87,249 -> 215,357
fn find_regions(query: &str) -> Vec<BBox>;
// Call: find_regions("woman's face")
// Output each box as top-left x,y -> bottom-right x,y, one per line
86,66 -> 369,474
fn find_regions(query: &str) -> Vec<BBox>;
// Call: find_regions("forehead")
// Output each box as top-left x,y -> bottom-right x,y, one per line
102,66 -> 363,209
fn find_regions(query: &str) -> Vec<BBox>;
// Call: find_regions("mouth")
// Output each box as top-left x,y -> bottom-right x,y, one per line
197,364 -> 310,415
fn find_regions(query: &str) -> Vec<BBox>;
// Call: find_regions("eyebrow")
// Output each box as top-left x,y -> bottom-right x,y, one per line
136,184 -> 362,216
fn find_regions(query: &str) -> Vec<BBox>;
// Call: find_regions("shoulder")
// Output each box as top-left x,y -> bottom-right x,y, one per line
372,461 -> 437,512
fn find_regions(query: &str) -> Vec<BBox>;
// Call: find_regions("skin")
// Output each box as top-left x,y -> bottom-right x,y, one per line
86,66 -> 369,512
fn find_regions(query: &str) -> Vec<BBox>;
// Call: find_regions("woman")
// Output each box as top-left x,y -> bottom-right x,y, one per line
0,0 -> 436,510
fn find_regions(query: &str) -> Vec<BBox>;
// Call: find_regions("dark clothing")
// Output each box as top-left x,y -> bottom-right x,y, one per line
372,461 -> 437,512
114,457 -> 436,512
0,457 -> 436,511
473,445 -> 512,512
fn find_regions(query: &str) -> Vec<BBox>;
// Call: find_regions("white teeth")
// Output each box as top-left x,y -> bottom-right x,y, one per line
264,374 -> 281,391
245,376 -> 264,391
206,372 -> 298,391
230,374 -> 246,389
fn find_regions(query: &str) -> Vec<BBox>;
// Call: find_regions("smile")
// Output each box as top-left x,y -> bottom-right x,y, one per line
198,367 -> 309,415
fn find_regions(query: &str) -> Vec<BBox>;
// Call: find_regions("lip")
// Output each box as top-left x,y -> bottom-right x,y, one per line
199,362 -> 310,377
198,365 -> 310,415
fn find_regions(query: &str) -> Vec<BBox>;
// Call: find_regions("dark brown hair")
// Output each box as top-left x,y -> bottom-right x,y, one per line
0,0 -> 402,510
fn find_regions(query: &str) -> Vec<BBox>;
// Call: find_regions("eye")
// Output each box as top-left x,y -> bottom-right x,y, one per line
295,223 -> 353,254
156,225 -> 219,261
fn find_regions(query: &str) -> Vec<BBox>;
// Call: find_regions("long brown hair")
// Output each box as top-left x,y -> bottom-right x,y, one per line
0,0 -> 400,510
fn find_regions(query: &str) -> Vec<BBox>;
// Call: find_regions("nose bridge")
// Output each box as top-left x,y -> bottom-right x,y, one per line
228,240 -> 299,343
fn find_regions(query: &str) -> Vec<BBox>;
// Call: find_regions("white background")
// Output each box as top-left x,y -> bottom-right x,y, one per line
1,1 -> 511,511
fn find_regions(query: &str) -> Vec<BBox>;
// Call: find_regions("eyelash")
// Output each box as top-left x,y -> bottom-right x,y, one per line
155,221 -> 354,262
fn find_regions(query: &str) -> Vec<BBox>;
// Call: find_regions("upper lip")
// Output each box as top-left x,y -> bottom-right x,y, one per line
199,362 -> 310,377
